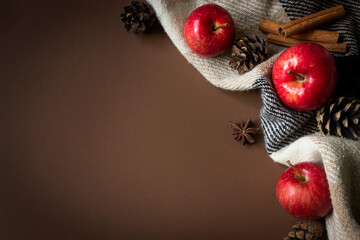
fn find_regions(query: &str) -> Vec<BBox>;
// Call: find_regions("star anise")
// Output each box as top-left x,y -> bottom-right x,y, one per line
229,119 -> 260,145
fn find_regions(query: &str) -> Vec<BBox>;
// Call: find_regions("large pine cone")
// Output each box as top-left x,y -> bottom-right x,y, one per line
317,96 -> 360,140
120,1 -> 156,33
229,35 -> 269,75
284,220 -> 324,240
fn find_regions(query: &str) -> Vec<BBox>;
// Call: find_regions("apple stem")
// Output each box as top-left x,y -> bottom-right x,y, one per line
212,22 -> 230,31
287,70 -> 305,81
286,160 -> 307,183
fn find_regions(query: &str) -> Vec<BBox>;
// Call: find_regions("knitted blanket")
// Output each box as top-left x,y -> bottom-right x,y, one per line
146,0 -> 360,239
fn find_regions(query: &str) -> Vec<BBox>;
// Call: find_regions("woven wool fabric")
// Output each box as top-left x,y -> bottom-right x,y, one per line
147,0 -> 360,239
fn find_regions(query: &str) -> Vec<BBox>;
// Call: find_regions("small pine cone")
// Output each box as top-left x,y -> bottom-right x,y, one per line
229,35 -> 269,75
120,1 -> 156,33
317,96 -> 360,140
284,220 -> 324,240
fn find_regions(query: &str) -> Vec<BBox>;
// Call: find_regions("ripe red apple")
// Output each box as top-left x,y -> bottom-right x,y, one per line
276,161 -> 332,220
272,42 -> 337,111
184,4 -> 235,57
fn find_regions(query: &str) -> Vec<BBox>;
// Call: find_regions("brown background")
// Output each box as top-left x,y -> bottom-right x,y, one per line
1,0 -> 297,239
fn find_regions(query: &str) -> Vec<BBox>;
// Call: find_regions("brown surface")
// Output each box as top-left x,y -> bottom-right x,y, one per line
1,1 -> 296,239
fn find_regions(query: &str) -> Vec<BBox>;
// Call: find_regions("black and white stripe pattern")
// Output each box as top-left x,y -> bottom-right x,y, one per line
252,77 -> 319,154
253,0 -> 360,154
279,0 -> 360,57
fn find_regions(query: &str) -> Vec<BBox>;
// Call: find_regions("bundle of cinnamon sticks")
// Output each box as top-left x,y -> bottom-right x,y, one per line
259,5 -> 347,53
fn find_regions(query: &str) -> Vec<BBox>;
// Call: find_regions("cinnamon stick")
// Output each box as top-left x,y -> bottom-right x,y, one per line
278,5 -> 346,38
267,33 -> 347,53
259,19 -> 339,43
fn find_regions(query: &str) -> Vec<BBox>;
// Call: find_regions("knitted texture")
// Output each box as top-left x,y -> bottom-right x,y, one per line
147,0 -> 360,239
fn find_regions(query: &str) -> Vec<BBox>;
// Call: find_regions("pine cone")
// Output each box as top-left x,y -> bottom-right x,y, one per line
317,96 -> 360,140
284,220 -> 324,240
120,1 -> 156,33
229,35 -> 269,75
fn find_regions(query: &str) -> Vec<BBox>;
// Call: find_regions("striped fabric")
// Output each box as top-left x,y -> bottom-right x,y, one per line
147,0 -> 360,239
252,77 -> 319,154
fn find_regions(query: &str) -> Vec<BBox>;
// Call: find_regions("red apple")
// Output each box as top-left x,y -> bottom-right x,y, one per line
272,42 -> 337,111
276,161 -> 332,220
184,4 -> 235,57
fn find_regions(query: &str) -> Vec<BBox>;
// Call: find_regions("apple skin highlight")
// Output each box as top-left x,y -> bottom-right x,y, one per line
184,4 -> 235,57
276,162 -> 332,220
272,42 -> 338,111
